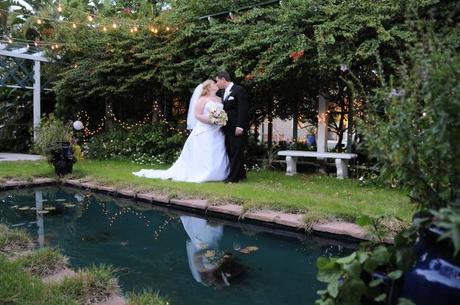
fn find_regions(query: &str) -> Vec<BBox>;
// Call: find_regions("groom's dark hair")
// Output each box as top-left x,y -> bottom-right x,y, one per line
216,71 -> 231,82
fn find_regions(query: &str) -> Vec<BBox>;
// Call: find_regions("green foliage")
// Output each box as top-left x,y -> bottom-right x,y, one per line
86,123 -> 186,164
315,225 -> 421,305
363,30 -> 460,210
33,114 -> 74,160
17,248 -> 68,278
431,208 -> 460,256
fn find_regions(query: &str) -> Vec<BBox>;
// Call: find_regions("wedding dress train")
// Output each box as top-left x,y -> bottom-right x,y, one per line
133,101 -> 229,183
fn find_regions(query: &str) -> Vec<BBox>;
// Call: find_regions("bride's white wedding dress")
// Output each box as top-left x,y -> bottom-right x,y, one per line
133,101 -> 229,183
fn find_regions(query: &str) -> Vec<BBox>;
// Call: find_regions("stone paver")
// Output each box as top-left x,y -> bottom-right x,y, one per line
274,213 -> 305,229
207,204 -> 243,216
137,192 -> 169,204
170,198 -> 208,210
244,210 -> 279,222
0,153 -> 44,162
313,221 -> 367,240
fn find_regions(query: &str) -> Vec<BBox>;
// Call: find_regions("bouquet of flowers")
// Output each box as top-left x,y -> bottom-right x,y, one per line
208,107 -> 228,126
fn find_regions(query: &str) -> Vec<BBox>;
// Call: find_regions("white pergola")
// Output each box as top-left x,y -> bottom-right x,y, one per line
0,43 -> 49,140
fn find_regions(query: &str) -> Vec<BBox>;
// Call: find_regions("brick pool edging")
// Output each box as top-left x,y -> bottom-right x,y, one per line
0,178 -> 374,243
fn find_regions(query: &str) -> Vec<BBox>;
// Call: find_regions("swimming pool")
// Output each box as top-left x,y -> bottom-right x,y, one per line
0,186 -> 351,305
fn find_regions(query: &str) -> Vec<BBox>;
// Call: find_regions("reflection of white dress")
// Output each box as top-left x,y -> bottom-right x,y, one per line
180,216 -> 226,286
133,101 -> 229,183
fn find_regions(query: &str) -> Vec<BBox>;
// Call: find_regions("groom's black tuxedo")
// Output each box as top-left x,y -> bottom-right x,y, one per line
222,84 -> 249,182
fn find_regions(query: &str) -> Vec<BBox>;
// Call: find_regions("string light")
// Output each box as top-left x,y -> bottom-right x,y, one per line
112,22 -> 117,29
57,5 -> 63,13
102,26 -> 107,32
37,19 -> 43,25
87,15 -> 94,22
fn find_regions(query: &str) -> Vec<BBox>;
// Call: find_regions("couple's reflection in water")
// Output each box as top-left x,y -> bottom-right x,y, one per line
180,216 -> 247,289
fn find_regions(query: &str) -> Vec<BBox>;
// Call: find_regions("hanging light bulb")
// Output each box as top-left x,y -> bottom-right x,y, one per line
87,15 -> 94,22
7,38 -> 13,44
112,22 -> 117,29
166,26 -> 170,31
57,5 -> 63,13
51,45 -> 55,50
54,44 -> 59,49
37,19 -> 43,25
72,23 -> 77,29
133,26 -> 138,32
103,26 -> 107,32
34,41 -> 39,47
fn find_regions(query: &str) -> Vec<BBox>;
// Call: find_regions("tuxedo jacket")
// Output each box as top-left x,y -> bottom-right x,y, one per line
222,84 -> 249,135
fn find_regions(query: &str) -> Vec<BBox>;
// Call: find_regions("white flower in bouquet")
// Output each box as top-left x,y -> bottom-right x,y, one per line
208,107 -> 228,126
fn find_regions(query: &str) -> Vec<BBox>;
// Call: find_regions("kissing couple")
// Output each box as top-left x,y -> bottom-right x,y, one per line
133,71 -> 249,183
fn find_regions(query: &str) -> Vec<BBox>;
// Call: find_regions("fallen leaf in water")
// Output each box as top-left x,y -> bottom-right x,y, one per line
18,206 -> 30,211
64,203 -> 76,208
37,210 -> 49,215
120,241 -> 129,246
239,248 -> 250,254
45,207 -> 56,211
10,205 -> 19,209
204,250 -> 215,258
246,246 -> 259,252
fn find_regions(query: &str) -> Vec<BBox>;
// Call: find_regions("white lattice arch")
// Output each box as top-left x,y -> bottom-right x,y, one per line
0,43 -> 49,140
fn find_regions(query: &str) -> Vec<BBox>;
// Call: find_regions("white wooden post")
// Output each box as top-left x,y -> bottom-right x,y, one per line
33,60 -> 41,141
317,94 -> 328,153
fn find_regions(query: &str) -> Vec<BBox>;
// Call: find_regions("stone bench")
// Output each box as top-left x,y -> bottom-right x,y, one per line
277,150 -> 357,179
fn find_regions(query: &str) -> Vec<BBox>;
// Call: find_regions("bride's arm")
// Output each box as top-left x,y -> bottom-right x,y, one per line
194,98 -> 211,124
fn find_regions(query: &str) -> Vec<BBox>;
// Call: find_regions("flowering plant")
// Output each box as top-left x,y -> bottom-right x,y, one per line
208,108 -> 228,126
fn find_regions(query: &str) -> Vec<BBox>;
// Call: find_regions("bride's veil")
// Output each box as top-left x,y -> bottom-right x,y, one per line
186,83 -> 203,130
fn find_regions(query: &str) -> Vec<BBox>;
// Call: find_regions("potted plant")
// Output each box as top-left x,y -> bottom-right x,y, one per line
306,126 -> 316,147
34,114 -> 78,176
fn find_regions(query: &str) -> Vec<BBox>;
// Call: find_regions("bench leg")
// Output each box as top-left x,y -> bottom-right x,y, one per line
335,159 -> 349,179
286,156 -> 297,176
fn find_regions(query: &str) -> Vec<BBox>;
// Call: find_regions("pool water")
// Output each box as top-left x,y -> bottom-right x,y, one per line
0,187 -> 351,305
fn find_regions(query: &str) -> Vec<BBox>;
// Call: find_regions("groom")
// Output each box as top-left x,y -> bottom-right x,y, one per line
215,71 -> 249,183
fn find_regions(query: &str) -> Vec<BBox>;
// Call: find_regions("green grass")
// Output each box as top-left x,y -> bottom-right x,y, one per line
0,224 -> 33,255
17,248 -> 68,278
55,265 -> 119,305
0,256 -> 77,305
127,290 -> 169,305
0,160 -> 414,224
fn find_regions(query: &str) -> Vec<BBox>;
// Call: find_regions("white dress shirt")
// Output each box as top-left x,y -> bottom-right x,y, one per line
223,82 -> 234,100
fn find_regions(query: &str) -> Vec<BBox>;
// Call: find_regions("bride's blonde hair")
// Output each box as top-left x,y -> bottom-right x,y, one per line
200,80 -> 215,96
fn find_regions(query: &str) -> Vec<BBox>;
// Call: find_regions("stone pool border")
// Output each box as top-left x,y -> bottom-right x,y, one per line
0,178 -> 373,243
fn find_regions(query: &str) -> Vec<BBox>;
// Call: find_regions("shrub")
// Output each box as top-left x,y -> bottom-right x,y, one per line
127,290 -> 169,305
86,123 -> 186,165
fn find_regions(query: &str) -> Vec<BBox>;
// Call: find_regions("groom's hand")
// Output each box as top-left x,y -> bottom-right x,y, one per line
235,127 -> 244,136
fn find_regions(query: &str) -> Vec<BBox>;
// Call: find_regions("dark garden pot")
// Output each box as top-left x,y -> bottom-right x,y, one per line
51,142 -> 75,176
398,226 -> 460,305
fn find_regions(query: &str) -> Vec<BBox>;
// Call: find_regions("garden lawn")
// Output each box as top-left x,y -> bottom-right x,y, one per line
0,160 -> 414,224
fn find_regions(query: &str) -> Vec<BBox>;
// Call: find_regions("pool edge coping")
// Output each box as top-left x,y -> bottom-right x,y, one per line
0,178 -> 392,244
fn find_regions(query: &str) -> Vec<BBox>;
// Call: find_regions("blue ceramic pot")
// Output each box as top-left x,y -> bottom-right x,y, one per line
399,226 -> 460,305
307,135 -> 316,147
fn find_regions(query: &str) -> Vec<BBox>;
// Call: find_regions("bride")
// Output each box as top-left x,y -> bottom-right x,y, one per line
133,80 -> 229,183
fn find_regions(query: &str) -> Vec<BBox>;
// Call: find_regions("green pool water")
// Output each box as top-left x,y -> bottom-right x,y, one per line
0,187 -> 352,305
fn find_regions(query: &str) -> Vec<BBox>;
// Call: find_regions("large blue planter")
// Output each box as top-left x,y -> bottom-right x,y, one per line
398,227 -> 460,305
307,135 -> 316,147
